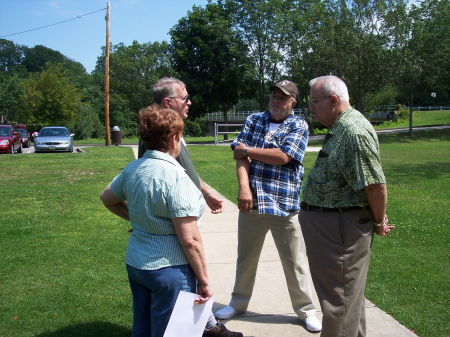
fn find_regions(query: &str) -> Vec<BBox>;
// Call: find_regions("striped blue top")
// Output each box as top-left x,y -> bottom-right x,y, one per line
231,111 -> 309,217
110,150 -> 205,270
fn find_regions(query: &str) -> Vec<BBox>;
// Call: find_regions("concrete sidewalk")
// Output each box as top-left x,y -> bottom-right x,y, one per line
199,187 -> 417,337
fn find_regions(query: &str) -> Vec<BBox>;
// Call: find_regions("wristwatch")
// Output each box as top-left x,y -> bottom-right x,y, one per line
242,146 -> 249,157
374,216 -> 387,227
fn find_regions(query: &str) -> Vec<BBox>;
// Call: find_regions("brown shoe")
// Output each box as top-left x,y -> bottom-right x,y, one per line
203,320 -> 243,337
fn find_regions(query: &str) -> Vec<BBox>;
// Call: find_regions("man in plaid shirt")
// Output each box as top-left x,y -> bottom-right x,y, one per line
214,80 -> 322,333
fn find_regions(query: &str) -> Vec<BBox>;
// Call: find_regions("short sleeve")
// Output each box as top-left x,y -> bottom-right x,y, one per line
109,172 -> 126,200
277,119 -> 309,164
340,133 -> 386,190
166,175 -> 203,218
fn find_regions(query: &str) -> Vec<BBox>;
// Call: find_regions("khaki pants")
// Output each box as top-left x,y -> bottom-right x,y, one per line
299,207 -> 374,337
229,211 -> 316,319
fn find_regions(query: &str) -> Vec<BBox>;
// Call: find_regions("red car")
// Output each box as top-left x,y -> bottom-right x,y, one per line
15,124 -> 30,148
0,125 -> 22,154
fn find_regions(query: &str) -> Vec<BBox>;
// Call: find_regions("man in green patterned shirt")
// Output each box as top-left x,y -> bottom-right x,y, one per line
299,75 -> 395,337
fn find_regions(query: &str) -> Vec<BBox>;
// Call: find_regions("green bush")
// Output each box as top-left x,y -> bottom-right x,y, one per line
184,119 -> 202,137
396,106 -> 409,120
313,127 -> 328,134
73,105 -> 104,140
184,117 -> 209,137
373,120 -> 400,129
310,121 -> 328,134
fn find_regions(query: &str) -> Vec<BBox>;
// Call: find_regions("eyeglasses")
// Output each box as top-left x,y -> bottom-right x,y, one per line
270,94 -> 294,103
169,95 -> 190,102
309,96 -> 331,105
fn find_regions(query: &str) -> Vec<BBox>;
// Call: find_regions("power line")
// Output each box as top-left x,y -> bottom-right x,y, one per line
0,8 -> 106,39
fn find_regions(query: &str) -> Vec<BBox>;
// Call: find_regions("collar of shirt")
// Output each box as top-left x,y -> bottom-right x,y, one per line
142,149 -> 183,169
327,106 -> 352,135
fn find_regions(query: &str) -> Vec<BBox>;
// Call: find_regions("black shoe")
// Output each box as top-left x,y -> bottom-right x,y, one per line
203,320 -> 243,337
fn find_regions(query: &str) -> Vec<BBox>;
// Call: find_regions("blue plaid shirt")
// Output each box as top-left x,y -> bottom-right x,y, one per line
232,111 -> 309,216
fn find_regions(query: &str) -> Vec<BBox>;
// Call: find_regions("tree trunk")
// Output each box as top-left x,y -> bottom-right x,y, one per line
223,110 -> 229,141
409,91 -> 414,138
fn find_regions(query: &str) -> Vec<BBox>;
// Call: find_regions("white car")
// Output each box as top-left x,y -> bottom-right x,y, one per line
34,126 -> 75,153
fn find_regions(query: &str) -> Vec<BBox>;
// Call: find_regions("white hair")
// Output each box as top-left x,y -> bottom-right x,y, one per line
309,75 -> 349,103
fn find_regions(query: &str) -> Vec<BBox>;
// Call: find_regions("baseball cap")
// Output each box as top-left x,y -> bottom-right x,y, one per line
269,80 -> 298,98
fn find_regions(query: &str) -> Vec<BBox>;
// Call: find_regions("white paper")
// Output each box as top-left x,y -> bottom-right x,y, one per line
163,291 -> 214,337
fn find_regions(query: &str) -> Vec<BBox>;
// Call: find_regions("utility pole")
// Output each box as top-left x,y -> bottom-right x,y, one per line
104,2 -> 110,146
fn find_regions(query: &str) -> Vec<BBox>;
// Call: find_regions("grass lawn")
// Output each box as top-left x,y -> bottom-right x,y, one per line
1,128 -> 448,337
374,110 -> 450,129
1,147 -> 135,337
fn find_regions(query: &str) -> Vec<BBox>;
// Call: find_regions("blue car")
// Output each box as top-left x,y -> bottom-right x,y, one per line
34,126 -> 74,153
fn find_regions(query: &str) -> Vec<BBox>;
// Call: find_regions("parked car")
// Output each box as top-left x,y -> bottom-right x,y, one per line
34,126 -> 74,153
15,124 -> 30,148
0,125 -> 22,154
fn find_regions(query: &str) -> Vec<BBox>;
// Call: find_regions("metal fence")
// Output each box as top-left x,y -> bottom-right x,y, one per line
412,106 -> 450,111
211,109 -> 307,145
214,123 -> 243,145
206,108 -> 306,121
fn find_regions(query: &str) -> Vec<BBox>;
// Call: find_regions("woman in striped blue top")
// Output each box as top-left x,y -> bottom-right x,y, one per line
100,104 -> 217,337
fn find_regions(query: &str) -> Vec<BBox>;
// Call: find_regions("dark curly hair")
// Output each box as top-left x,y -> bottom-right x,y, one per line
138,104 -> 184,152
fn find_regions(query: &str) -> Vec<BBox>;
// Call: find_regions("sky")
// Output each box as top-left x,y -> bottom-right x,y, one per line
0,0 -> 213,73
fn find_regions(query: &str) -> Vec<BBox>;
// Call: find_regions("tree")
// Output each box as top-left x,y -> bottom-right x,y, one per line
284,0 -> 328,131
23,44 -> 87,80
405,0 -> 450,106
19,63 -> 81,127
23,45 -> 66,73
219,0 -> 302,111
0,40 -> 89,125
393,0 -> 450,135
0,72 -> 24,123
94,41 -> 176,111
170,2 -> 254,122
0,39 -> 26,75
316,0 -> 407,112
93,41 -> 177,137
73,104 -> 104,140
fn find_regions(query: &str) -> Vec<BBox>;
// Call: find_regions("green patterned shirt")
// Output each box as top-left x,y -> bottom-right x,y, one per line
302,107 -> 385,208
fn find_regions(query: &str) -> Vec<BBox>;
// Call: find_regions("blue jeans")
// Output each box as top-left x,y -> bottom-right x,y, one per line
126,264 -> 197,337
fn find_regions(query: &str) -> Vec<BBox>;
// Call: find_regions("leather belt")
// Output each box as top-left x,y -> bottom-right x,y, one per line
300,202 -> 365,213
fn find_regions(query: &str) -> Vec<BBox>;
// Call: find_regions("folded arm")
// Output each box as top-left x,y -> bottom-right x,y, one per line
233,141 -> 291,165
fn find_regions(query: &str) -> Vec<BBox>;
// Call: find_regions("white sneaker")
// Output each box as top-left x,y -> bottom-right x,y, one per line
214,305 -> 245,319
302,316 -> 322,332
